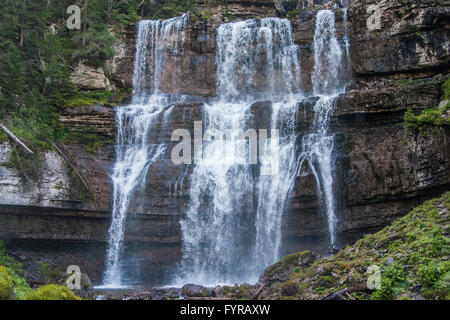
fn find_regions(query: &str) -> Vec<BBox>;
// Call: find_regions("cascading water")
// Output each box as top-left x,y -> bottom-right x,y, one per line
102,16 -> 188,287
103,9 -> 350,287
178,18 -> 302,285
299,9 -> 346,249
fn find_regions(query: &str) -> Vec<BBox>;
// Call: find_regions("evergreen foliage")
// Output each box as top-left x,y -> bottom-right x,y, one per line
0,0 -> 203,151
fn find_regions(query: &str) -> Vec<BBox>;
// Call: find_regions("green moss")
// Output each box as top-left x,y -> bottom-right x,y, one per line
286,9 -> 300,19
0,131 -> 7,143
64,90 -> 116,108
38,261 -> 63,283
417,261 -> 449,289
22,284 -> 81,300
279,250 -> 310,266
222,286 -> 235,295
404,106 -> 450,134
0,241 -> 32,299
0,266 -> 13,300
443,79 -> 450,100
280,280 -> 298,296
262,192 -> 450,300
64,127 -> 112,155
394,78 -> 414,86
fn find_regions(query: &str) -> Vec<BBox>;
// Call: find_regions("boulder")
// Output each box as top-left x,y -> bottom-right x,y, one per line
71,62 -> 116,91
181,284 -> 210,297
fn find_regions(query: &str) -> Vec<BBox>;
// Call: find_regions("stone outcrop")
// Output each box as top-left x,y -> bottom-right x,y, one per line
60,105 -> 116,138
105,27 -> 136,89
349,0 -> 450,76
71,62 -> 116,91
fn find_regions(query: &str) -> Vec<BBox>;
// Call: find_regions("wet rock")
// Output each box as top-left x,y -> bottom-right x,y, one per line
181,284 -> 209,297
72,273 -> 94,299
348,0 -> 450,75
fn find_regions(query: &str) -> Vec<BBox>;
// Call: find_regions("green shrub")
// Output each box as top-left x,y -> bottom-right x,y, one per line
152,0 -> 194,19
443,79 -> 450,100
23,284 -> 81,300
0,131 -> 7,143
0,266 -> 13,300
64,90 -> 115,108
372,263 -> 408,300
0,241 -> 32,299
418,261 -> 448,289
404,106 -> 450,133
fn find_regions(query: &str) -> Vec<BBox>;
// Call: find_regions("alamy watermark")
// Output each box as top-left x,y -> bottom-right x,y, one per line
171,121 -> 280,175
367,265 -> 381,290
66,265 -> 81,290
367,4 -> 382,31
66,5 -> 81,30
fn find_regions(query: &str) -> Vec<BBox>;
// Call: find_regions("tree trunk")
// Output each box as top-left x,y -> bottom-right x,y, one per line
0,123 -> 34,154
82,0 -> 89,48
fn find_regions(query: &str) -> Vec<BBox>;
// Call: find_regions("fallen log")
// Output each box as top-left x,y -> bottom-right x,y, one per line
321,288 -> 348,300
251,284 -> 265,300
0,122 -> 34,154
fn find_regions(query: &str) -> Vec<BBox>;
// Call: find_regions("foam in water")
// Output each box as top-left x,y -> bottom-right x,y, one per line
103,16 -> 188,287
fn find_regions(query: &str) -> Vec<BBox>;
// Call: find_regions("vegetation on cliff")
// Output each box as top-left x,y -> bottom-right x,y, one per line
256,192 -> 450,300
0,242 -> 80,300
22,284 -> 81,300
0,266 -> 13,300
404,79 -> 450,134
0,241 -> 32,299
0,0 -> 198,153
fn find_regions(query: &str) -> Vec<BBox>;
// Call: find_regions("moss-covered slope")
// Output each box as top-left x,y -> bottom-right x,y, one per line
258,192 -> 450,300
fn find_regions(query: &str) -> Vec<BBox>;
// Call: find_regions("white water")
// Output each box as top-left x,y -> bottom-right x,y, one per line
104,10 -> 350,287
177,18 -> 302,285
102,16 -> 188,287
299,10 -> 346,248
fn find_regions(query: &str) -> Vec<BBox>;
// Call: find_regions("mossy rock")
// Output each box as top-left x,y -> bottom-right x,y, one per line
258,191 -> 450,300
23,284 -> 81,300
280,280 -> 298,296
181,284 -> 210,297
0,266 -> 13,300
261,250 -> 315,285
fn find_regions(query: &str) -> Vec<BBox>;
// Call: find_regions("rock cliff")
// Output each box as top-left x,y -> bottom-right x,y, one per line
0,0 -> 449,285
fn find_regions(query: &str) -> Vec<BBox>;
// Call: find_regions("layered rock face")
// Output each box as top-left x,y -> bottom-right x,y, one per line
1,0 -> 449,285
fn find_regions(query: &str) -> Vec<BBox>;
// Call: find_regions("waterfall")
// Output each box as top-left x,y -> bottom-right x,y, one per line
178,18 -> 302,285
253,97 -> 300,271
102,16 -> 188,287
299,10 -> 345,249
215,18 -> 301,102
342,8 -> 351,65
102,9 -> 350,287
312,10 -> 343,95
